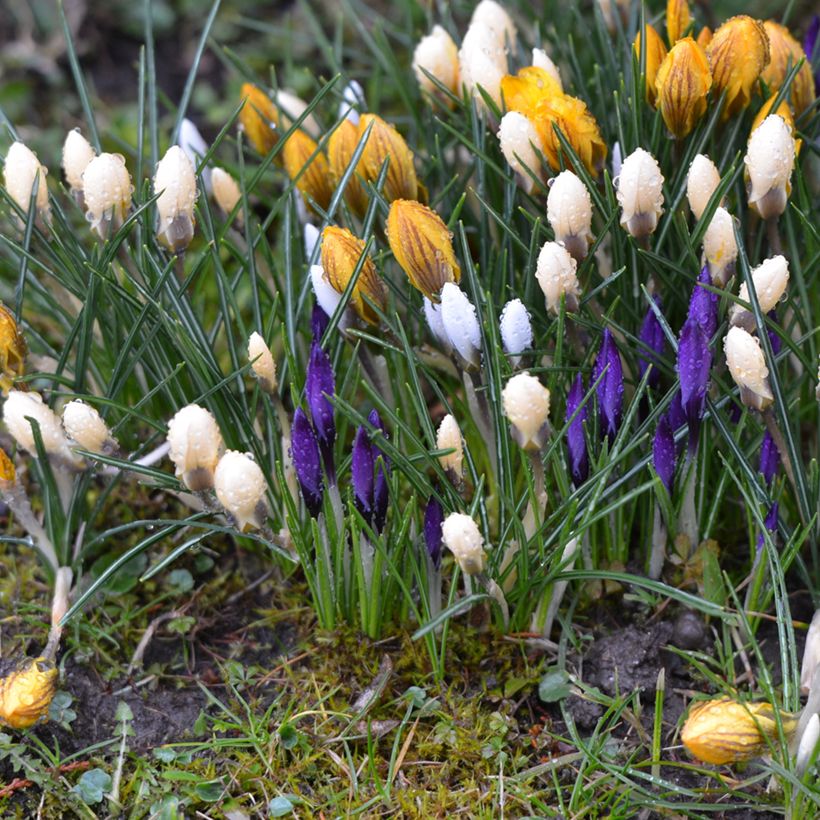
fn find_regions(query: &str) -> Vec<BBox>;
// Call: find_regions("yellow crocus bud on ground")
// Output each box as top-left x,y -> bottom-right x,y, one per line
214,450 -> 268,532
436,414 -> 464,481
62,400 -> 117,454
0,657 -> 58,729
502,372 -> 551,451
666,0 -> 691,46
61,129 -> 95,195
497,111 -> 546,193
702,207 -> 737,286
655,37 -> 712,138
761,21 -> 815,116
154,145 -> 197,253
547,170 -> 593,261
211,167 -> 242,221
356,114 -> 419,204
724,326 -> 773,411
386,199 -> 460,301
167,404 -> 224,491
633,24 -> 668,105
0,302 -> 27,395
706,16 -> 771,119
282,130 -> 333,213
321,226 -> 386,325
239,83 -> 280,155
730,255 -> 789,328
616,148 -> 664,239
744,115 -> 795,221
3,141 -> 50,223
687,153 -> 721,221
441,512 -> 486,575
536,240 -> 580,313
413,25 -> 460,101
82,153 -> 132,239
247,332 -> 277,393
531,48 -> 562,90
327,118 -> 369,217
682,696 -> 797,765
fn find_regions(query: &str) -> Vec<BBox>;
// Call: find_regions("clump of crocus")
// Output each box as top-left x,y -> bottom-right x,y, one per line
3,141 -> 51,226
291,407 -> 323,517
497,111 -> 546,193
413,25 -> 460,102
0,656 -> 58,729
565,373 -> 589,485
547,171 -> 593,261
536,240 -> 580,314
744,115 -> 795,221
82,153 -> 133,239
638,296 -> 666,390
616,148 -> 664,239
502,372 -> 551,451
702,207 -> 737,286
166,404 -> 224,491
154,145 -> 197,253
441,512 -> 486,575
499,299 -> 532,364
724,326 -> 773,411
655,37 -> 712,138
247,332 -> 277,393
634,24 -> 667,106
592,329 -> 624,443
0,302 -> 27,395
386,200 -> 460,301
282,130 -> 333,213
761,20 -> 815,116
440,283 -> 482,368
687,153 -> 721,221
211,168 -> 242,222
730,255 -> 789,331
62,129 -> 96,203
62,400 -> 118,455
436,413 -> 464,485
214,450 -> 268,532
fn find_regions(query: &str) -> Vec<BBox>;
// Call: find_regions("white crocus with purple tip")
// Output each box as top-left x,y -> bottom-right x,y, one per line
499,299 -> 532,364
440,282 -> 481,367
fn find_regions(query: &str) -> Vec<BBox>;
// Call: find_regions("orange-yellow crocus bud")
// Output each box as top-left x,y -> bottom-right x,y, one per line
327,119 -> 369,217
282,131 -> 333,213
0,302 -> 27,395
666,0 -> 691,46
356,114 -> 419,204
239,84 -> 280,155
633,25 -> 668,105
706,16 -> 770,119
696,27 -> 713,50
682,696 -> 798,765
0,656 -> 58,729
500,67 -> 561,115
386,199 -> 460,301
321,226 -> 387,325
761,21 -> 815,116
655,37 -> 712,138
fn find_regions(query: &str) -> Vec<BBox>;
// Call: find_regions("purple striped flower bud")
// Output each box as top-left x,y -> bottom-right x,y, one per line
423,496 -> 444,570
565,373 -> 589,485
688,266 -> 718,340
677,317 -> 712,457
369,409 -> 390,532
653,414 -> 676,494
755,501 -> 779,554
638,296 -> 666,390
291,408 -> 323,517
311,304 -> 329,340
306,341 -> 336,474
759,430 -> 779,487
351,425 -> 375,522
592,329 -> 624,443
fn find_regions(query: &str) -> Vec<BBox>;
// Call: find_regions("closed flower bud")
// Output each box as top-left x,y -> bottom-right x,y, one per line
327,119 -> 369,217
214,450 -> 268,531
239,83 -> 280,155
744,114 -> 795,221
724,326 -> 773,411
497,111 -> 545,193
423,297 -> 451,351
282,130 -> 333,213
0,302 -> 27,395
638,296 -> 667,390
291,407 -> 324,517
458,23 -> 508,109
547,170 -> 593,261
62,129 -> 96,194
666,0 -> 691,45
796,713 -> 820,778
731,255 -> 789,328
247,332 -> 277,393
274,89 -> 321,140
616,148 -> 664,239
499,299 -> 532,361
0,656 -> 57,729
436,413 -> 463,480
321,226 -> 386,325
471,0 -> 517,47
441,512 -> 486,576
653,414 -> 676,494
0,446 -> 15,488
3,390 -> 78,467
536,240 -> 580,313
154,145 -> 197,253
800,610 -> 820,695
531,48 -> 562,90
3,141 -> 50,222
62,400 -> 117,454
706,16 -> 771,119
655,37 -> 712,138
211,167 -> 242,222
593,329 -> 625,443
750,96 -> 796,140
339,79 -> 365,125
633,25 -> 668,105
696,26 -> 713,49
677,317 -> 712,455
702,207 -> 737,286
413,25 -> 460,101
565,373 -> 589,486
82,153 -> 133,238
357,114 -> 419,204
423,497 -> 444,570
688,266 -> 718,340
166,404 -> 224,491
761,21 -> 815,116
440,283 -> 481,368
310,264 -> 348,328
387,200 -> 460,300
682,697 -> 797,765
503,371 -> 550,451
178,118 -> 211,191
687,153 -> 721,221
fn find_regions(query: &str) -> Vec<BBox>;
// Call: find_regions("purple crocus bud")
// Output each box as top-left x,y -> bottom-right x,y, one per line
766,309 -> 782,356
676,317 -> 712,458
653,414 -> 676,494
311,304 -> 329,340
592,328 -> 624,443
638,296 -> 666,390
565,373 -> 589,485
351,425 -> 374,522
688,266 -> 718,340
423,496 -> 444,570
306,341 -> 336,475
755,501 -> 779,554
667,389 -> 687,433
291,408 -> 323,517
369,409 -> 390,532
805,16 -> 819,95
759,430 -> 779,487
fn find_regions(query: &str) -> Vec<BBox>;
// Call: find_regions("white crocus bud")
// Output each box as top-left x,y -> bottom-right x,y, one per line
436,413 -> 464,480
687,154 -> 721,222
3,141 -> 50,223
801,610 -> 820,695
471,0 -> 517,47
616,148 -> 664,239
795,713 -> 820,778
154,145 -> 197,253
502,371 -> 550,451
166,404 -> 224,491
547,170 -> 593,261
275,90 -> 321,139
724,326 -> 773,411
440,282 -> 481,367
310,264 -> 350,330
498,111 -> 545,193
458,23 -> 508,109
178,118 -> 211,192
611,141 -> 622,180
247,332 -> 277,393
499,299 -> 532,363
413,25 -> 460,100
62,130 -> 96,196
441,512 -> 486,575
214,450 -> 268,531
730,255 -> 790,329
82,153 -> 132,238
424,297 -> 452,352
303,223 -> 320,262
62,400 -> 117,454
531,48 -> 562,90
3,390 -> 78,466
211,167 -> 241,223
745,115 -> 795,221
701,207 -> 737,286
536,240 -> 580,314
338,80 -> 365,125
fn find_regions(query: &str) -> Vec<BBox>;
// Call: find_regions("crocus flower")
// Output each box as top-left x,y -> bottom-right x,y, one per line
311,304 -> 329,340
3,142 -> 50,224
154,145 -> 197,253
214,451 -> 268,532
283,131 -> 333,214
62,129 -> 95,197
592,329 -> 624,443
546,170 -> 593,261
762,20 -> 815,116
440,283 -> 481,368
356,114 -> 420,204
498,111 -> 546,193
211,168 -> 241,221
666,0 -> 691,45
352,425 -> 375,523
745,115 -> 795,221
655,37 -> 711,138
667,389 -> 687,432
327,118 -> 369,217
499,299 -> 532,363
441,512 -> 486,575
0,656 -> 57,729
754,502 -> 779,557
413,25 -> 460,102
291,407 -> 323,517
306,342 -> 336,474
759,430 -> 779,486
688,266 -> 718,340
369,409 -> 390,532
677,317 -> 712,456
633,24 -> 668,106
653,414 -> 676,494
0,303 -> 26,395
423,496 -> 444,570
565,373 -> 589,486
503,372 -> 551,452
638,296 -> 666,389
724,326 -> 773,411
616,148 -> 664,239
687,153 -> 721,221
82,153 -> 133,238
